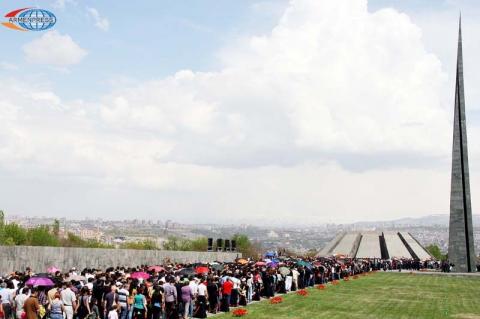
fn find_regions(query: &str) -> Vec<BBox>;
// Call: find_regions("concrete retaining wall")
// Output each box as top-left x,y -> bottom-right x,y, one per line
0,246 -> 240,275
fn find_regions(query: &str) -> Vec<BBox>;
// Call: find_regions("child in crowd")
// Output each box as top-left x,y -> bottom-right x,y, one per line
108,306 -> 118,319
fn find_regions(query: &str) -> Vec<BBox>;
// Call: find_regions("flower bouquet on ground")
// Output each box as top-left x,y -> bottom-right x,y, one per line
296,289 -> 308,296
343,276 -> 350,282
332,280 -> 340,285
353,275 -> 359,279
232,308 -> 248,317
316,284 -> 326,290
270,296 -> 283,304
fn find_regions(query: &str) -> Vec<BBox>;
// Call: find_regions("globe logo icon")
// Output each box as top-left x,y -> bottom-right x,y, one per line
18,9 -> 56,31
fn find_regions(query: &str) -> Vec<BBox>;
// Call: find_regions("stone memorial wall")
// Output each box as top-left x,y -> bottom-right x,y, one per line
0,246 -> 240,274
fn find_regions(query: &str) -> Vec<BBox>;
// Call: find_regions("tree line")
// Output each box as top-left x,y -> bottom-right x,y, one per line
0,211 -> 258,256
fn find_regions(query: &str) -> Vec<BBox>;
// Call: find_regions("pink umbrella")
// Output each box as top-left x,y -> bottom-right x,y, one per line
148,266 -> 165,273
47,266 -> 60,273
130,272 -> 150,279
255,261 -> 266,266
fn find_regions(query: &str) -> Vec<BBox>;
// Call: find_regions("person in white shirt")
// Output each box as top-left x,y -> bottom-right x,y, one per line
197,282 -> 207,297
0,282 -> 15,319
14,287 -> 29,319
230,276 -> 241,307
108,306 -> 119,319
195,281 -> 208,318
292,269 -> 299,291
188,278 -> 198,318
60,283 -> 77,319
246,275 -> 253,303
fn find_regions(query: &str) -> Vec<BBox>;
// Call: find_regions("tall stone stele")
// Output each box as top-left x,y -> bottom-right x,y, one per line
448,17 -> 476,273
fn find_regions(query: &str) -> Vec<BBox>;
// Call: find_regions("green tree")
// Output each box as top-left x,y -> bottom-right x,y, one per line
0,210 -> 4,228
232,234 -> 262,258
162,236 -> 198,251
189,237 -> 208,251
27,226 -> 59,246
162,236 -> 181,250
426,244 -> 446,260
61,232 -> 113,248
2,223 -> 28,245
53,219 -> 60,237
121,240 -> 157,250
63,232 -> 85,247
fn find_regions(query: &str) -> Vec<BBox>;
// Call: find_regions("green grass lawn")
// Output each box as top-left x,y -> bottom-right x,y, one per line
216,272 -> 480,319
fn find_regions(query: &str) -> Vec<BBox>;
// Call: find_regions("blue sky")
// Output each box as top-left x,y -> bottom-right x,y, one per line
1,1 -> 288,99
1,0 -> 480,224
0,0 -> 475,99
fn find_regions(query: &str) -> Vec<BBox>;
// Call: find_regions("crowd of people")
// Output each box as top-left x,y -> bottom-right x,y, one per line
0,256 -> 432,319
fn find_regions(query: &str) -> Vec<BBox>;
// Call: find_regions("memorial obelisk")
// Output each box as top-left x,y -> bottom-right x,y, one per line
448,16 -> 476,272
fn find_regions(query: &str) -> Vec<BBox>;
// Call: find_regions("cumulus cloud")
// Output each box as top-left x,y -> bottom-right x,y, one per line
0,0 -> 471,222
23,31 -> 88,67
86,7 -> 110,31
95,0 -> 450,169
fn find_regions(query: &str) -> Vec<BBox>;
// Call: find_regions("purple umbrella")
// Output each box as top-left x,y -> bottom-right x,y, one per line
26,277 -> 55,287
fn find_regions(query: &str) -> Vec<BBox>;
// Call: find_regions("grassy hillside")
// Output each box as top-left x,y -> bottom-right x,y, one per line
217,272 -> 480,319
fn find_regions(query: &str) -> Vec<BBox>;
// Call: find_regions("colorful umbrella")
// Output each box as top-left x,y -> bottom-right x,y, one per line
255,261 -> 266,266
296,260 -> 313,269
33,273 -> 52,278
26,277 -> 55,287
236,258 -> 248,265
148,266 -> 165,272
130,272 -> 150,279
178,268 -> 195,276
265,251 -> 275,257
267,261 -> 279,268
195,266 -> 209,274
47,266 -> 60,273
211,264 -> 223,271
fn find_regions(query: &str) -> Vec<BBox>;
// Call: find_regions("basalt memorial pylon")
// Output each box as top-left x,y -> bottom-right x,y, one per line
448,17 -> 476,273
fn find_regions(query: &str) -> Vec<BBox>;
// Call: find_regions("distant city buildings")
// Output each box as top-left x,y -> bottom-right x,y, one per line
4,214 -> 480,255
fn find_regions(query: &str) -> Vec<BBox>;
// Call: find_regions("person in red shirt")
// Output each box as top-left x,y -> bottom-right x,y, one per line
221,278 -> 233,312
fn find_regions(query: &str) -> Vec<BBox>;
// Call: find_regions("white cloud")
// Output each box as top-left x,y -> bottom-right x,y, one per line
52,0 -> 77,10
1,0 -> 475,222
95,0 -> 450,167
23,31 -> 88,67
87,7 -> 110,31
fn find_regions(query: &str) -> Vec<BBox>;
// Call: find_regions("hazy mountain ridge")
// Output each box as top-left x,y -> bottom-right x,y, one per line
352,214 -> 480,227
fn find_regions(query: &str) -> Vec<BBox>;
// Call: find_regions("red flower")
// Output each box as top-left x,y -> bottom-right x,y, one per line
317,284 -> 326,290
270,296 -> 283,304
233,308 -> 248,317
297,289 -> 308,296
332,280 -> 340,285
